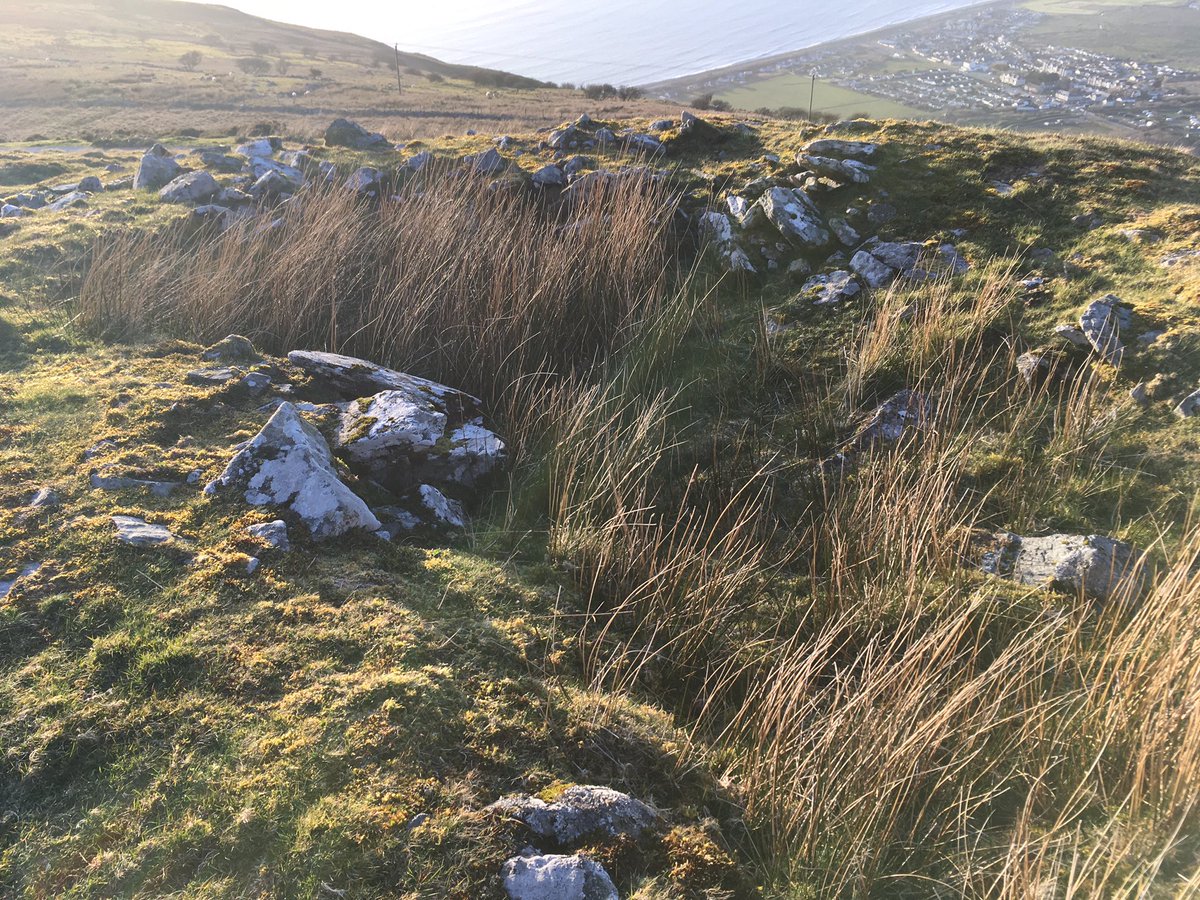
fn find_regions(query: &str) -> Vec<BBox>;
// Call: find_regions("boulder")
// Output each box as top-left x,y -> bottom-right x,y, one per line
532,164 -> 566,188
759,187 -> 829,247
829,217 -> 862,247
46,191 -> 89,212
199,151 -> 244,173
205,402 -> 381,539
699,211 -> 756,274
488,786 -> 659,845
159,170 -> 220,204
980,532 -> 1143,601
235,139 -> 275,159
501,854 -> 618,900
249,169 -> 295,200
77,175 -> 103,192
849,249 -> 895,289
418,484 -> 467,529
726,194 -> 764,229
134,144 -> 183,190
112,515 -> 175,547
289,350 -> 480,406
324,118 -> 389,150
466,148 -> 506,175
1078,294 -> 1131,366
849,239 -> 924,287
343,166 -> 381,195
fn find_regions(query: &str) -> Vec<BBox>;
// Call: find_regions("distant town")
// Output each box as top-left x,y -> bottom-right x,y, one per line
651,0 -> 1200,149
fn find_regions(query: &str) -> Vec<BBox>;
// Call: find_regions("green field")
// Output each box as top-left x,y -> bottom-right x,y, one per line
1024,0 -> 1200,69
719,74 -> 924,119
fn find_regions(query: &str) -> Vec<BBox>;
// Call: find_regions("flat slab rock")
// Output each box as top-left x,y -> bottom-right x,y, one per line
759,186 -> 830,248
1079,294 -> 1132,366
487,786 -> 659,846
113,515 -> 175,547
981,532 -> 1142,601
288,350 -> 481,410
502,854 -> 617,900
205,402 -> 380,539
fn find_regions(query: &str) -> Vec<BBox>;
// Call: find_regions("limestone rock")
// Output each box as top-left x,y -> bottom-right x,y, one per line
488,785 -> 659,846
1079,294 -> 1131,366
759,187 -> 829,247
851,390 -> 931,447
205,402 -> 381,539
501,854 -> 618,900
288,350 -> 479,407
336,387 -> 505,494
159,171 -> 220,204
343,166 -> 382,195
980,532 -> 1142,602
1175,387 -> 1200,418
699,211 -> 756,274
801,270 -> 860,305
801,138 -> 879,159
134,144 -> 183,190
113,516 -> 175,547
246,520 -> 290,551
798,153 -> 875,184
532,164 -> 566,188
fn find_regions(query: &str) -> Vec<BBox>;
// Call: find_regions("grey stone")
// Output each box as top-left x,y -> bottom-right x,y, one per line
759,187 -> 829,247
0,563 -> 41,600
501,854 -> 618,900
246,520 -> 288,549
235,139 -> 275,159
199,151 -> 244,173
46,191 -> 89,212
802,138 -> 879,159
980,532 -> 1143,602
113,515 -> 176,547
205,402 -> 381,539
488,785 -> 659,845
135,144 -> 183,190
798,153 -> 875,184
343,166 -> 381,194
699,211 -> 756,274
466,148 -> 506,175
418,484 -> 467,529
91,471 -> 182,498
288,350 -> 483,406
324,119 -> 388,150
849,249 -> 896,288
159,170 -> 220,204
1079,294 -> 1131,366
531,164 -> 566,188
829,217 -> 862,247
28,487 -> 59,508
77,176 -> 102,192
802,270 -> 861,306
851,390 -> 931,447
1054,324 -> 1091,348
1175,387 -> 1200,418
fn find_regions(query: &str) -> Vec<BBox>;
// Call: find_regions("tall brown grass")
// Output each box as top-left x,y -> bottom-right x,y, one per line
76,165 -> 681,415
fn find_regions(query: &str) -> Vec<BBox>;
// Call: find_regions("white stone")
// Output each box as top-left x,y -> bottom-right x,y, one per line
113,516 -> 175,547
981,532 -> 1142,602
758,187 -> 829,247
206,403 -> 380,539
502,854 -> 617,900
159,171 -> 220,204
246,520 -> 290,551
1079,294 -> 1130,366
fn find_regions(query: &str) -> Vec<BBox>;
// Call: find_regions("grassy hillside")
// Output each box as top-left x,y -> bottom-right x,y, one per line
1,55 -> 1200,900
0,0 -> 674,143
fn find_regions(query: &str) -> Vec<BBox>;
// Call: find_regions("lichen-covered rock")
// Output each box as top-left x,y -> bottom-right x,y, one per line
205,402 -> 380,539
501,854 -> 618,900
1079,294 -> 1132,366
850,389 -> 931,447
699,211 -> 756,274
800,270 -> 860,305
980,532 -> 1143,601
202,334 -> 261,364
336,388 -> 505,494
488,785 -> 659,846
134,144 -> 183,190
759,186 -> 829,247
159,170 -> 220,204
288,350 -> 479,407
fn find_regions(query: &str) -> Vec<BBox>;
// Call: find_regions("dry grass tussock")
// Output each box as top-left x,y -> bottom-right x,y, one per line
77,165 -> 680,416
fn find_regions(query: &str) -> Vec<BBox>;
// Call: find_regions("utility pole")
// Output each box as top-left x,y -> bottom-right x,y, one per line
808,70 -> 817,122
394,43 -> 403,94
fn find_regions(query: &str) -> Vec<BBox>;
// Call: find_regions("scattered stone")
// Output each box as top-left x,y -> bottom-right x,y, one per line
235,139 -> 276,159
1175,387 -> 1200,418
649,118 -> 674,132
849,249 -> 896,288
1160,249 -> 1200,269
980,532 -> 1143,602
46,191 -> 89,212
205,402 -> 381,539
488,786 -> 659,845
1119,228 -> 1162,244
343,167 -> 381,195
786,258 -> 813,282
418,484 -> 467,529
935,243 -> 970,275
850,390 -> 931,447
466,148 -> 506,176
134,144 -> 183,190
202,334 -> 260,363
866,200 -> 898,228
829,217 -> 862,247
246,520 -> 290,551
28,487 -> 59,508
699,211 -> 756,274
90,471 -> 182,498
198,151 -> 244,173
1016,349 -> 1074,389
406,151 -> 434,172
245,556 -> 261,574
1078,294 -> 1132,366
113,515 -> 175,547
759,187 -> 829,247
77,176 -> 102,192
324,118 -> 389,150
1053,324 -> 1091,348
1129,381 -> 1150,406
0,563 -> 42,600
186,367 -> 241,387
501,854 -> 618,900
801,270 -> 861,305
